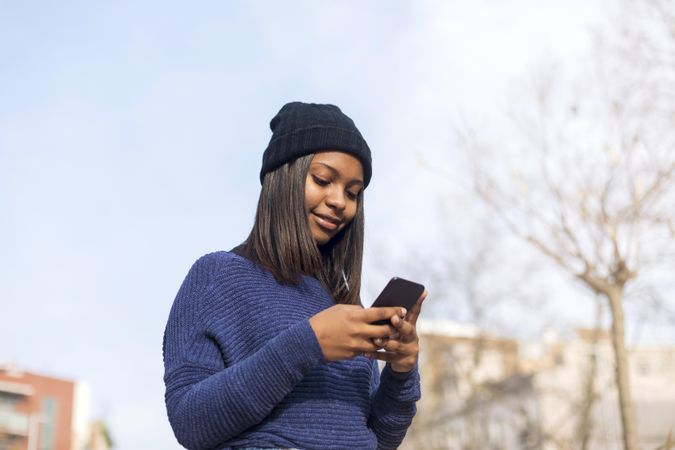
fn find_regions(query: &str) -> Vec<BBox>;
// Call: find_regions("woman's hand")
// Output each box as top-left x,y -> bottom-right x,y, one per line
309,305 -> 405,361
365,290 -> 428,373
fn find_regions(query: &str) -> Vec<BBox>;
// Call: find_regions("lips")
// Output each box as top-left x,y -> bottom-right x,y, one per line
312,212 -> 342,231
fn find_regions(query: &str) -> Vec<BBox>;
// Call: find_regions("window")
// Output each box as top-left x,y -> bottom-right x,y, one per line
39,397 -> 57,450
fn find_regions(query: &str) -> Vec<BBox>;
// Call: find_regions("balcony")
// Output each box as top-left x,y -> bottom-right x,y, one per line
0,410 -> 30,436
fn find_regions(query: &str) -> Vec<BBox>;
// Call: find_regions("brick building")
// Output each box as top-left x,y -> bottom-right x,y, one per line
0,364 -> 110,450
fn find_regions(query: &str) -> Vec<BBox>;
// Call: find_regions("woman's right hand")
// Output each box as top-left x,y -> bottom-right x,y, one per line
309,305 -> 405,361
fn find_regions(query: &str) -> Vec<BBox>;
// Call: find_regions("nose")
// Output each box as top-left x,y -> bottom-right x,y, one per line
325,186 -> 346,210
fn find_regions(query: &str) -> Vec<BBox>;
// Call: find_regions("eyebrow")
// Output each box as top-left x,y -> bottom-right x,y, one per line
313,162 -> 364,187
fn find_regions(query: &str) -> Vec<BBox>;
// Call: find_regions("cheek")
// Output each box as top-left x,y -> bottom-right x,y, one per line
344,202 -> 359,222
304,184 -> 321,211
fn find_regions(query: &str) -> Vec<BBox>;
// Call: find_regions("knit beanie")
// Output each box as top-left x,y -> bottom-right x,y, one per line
260,102 -> 372,187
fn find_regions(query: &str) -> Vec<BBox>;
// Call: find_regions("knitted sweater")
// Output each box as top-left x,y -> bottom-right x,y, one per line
163,251 -> 420,450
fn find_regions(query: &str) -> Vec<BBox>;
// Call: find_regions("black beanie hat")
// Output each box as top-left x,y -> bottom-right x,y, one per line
260,102 -> 372,187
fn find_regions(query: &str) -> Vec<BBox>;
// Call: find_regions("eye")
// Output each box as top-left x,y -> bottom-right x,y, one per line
346,190 -> 360,201
312,175 -> 330,186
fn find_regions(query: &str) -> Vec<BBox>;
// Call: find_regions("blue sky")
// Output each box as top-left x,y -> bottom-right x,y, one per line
0,1 -> 611,448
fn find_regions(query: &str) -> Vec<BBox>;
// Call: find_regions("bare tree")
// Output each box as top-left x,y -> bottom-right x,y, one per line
456,1 -> 675,449
398,226 -> 548,450
577,297 -> 604,450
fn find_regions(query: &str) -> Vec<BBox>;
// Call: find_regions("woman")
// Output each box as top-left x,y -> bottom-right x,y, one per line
163,102 -> 427,450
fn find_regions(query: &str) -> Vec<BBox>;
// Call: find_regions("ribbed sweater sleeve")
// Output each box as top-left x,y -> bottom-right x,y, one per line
368,361 -> 421,450
162,256 -> 324,450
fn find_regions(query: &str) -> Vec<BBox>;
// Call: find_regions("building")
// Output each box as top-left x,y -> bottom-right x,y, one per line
0,364 -> 111,450
401,320 -> 675,450
533,328 -> 675,450
402,320 -> 539,450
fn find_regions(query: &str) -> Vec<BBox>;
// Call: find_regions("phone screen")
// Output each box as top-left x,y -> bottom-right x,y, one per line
370,277 -> 425,325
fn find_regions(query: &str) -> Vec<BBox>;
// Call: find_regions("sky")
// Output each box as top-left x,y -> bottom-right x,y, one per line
0,0 -> 622,448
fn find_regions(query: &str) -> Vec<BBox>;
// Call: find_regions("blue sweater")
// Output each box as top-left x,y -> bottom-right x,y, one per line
163,251 -> 420,450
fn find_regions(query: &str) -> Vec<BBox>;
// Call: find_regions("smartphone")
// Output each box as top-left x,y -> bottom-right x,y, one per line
370,277 -> 425,326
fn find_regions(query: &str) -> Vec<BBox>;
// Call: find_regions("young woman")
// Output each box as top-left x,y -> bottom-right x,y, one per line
163,102 -> 427,450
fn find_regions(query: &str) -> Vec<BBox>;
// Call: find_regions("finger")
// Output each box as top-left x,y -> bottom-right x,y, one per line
381,338 -> 404,353
390,314 -> 412,330
351,338 -> 410,354
406,290 -> 428,326
391,318 -> 416,343
372,337 -> 389,348
355,339 -> 384,354
361,323 -> 397,339
406,289 -> 429,320
360,306 -> 407,324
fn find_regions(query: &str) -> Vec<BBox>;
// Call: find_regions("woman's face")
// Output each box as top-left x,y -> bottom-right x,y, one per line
305,151 -> 364,245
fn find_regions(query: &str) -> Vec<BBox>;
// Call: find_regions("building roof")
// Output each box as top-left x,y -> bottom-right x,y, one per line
417,319 -> 480,338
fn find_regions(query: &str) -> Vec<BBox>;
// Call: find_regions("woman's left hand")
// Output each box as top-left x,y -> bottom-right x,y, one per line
365,290 -> 428,373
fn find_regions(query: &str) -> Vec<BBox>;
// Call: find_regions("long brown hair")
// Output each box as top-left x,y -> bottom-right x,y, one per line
237,153 -> 364,305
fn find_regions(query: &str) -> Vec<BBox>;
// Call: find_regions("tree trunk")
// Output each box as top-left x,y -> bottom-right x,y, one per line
578,297 -> 602,450
606,287 -> 639,450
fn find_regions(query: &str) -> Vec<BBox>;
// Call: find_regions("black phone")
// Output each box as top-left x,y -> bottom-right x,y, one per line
370,277 -> 425,326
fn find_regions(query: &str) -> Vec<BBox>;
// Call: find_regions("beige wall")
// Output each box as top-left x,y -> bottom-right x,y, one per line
402,321 -> 675,450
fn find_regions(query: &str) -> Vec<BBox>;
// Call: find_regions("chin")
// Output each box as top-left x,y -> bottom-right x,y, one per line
315,236 -> 331,246
312,231 -> 332,246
